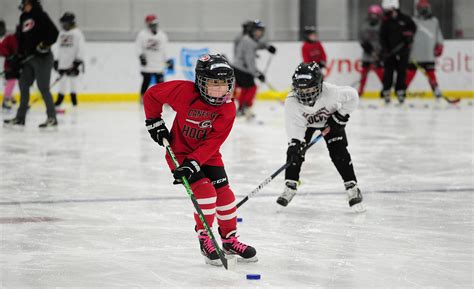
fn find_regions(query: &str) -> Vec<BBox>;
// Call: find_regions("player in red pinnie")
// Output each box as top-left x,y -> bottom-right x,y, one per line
143,54 -> 257,266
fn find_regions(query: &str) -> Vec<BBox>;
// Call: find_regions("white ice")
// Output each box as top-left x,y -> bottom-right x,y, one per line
1,100 -> 473,288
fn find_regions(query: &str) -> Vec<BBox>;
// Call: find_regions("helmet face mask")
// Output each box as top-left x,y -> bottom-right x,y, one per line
195,54 -> 235,106
292,62 -> 323,107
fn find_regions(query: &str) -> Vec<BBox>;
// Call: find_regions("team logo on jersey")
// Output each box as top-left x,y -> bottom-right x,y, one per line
22,19 -> 35,32
180,47 -> 210,80
60,35 -> 74,47
303,107 -> 331,125
187,109 -> 217,120
146,39 -> 160,51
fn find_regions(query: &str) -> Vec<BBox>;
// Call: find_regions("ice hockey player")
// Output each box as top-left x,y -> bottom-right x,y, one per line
0,20 -> 19,110
54,12 -> 85,107
233,19 -> 275,118
276,62 -> 364,212
136,14 -> 173,103
405,0 -> 444,100
301,26 -> 327,69
4,0 -> 59,128
357,5 -> 384,96
143,54 -> 257,265
379,0 -> 416,105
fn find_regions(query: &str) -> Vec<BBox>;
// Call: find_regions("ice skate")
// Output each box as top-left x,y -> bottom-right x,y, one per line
3,117 -> 25,129
276,180 -> 298,207
345,181 -> 365,212
220,230 -> 257,263
197,230 -> 222,266
38,117 -> 58,129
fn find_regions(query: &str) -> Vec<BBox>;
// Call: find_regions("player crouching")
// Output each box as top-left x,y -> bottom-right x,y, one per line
277,62 -> 364,212
143,54 -> 257,265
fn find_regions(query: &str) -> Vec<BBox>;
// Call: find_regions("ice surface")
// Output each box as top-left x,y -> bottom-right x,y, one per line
1,100 -> 473,288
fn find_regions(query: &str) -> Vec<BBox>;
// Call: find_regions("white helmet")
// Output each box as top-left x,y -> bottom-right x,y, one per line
381,0 -> 399,10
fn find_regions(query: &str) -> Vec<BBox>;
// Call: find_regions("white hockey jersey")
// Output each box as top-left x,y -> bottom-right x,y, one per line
285,82 -> 359,142
135,29 -> 168,73
56,27 -> 85,70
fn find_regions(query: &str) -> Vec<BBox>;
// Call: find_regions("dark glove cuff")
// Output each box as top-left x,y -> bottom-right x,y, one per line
331,111 -> 349,126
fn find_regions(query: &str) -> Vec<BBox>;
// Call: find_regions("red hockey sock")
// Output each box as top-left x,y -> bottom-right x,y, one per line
374,67 -> 384,82
215,185 -> 237,237
191,178 -> 217,231
425,69 -> 439,89
405,68 -> 417,88
358,67 -> 370,95
240,85 -> 257,107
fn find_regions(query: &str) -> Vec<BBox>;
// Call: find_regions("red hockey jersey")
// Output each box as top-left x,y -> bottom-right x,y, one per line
302,41 -> 327,65
0,34 -> 19,72
143,80 -> 236,167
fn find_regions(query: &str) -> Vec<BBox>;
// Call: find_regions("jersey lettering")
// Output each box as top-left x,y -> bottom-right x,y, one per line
182,124 -> 208,140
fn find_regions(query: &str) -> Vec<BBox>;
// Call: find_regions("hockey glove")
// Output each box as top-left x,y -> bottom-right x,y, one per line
434,44 -> 443,57
69,60 -> 82,76
257,72 -> 265,82
287,139 -> 305,165
326,111 -> 349,131
146,117 -> 171,146
173,159 -> 200,184
166,59 -> 174,70
139,54 -> 147,66
53,60 -> 59,72
267,45 -> 277,54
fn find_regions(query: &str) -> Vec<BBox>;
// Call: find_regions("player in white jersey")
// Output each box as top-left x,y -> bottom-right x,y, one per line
136,14 -> 173,103
54,12 -> 85,107
277,62 -> 363,211
405,0 -> 444,100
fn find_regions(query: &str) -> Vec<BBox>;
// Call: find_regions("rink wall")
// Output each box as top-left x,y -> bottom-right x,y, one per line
1,40 -> 473,102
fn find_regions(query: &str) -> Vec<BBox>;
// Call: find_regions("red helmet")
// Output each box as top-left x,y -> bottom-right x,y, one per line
145,14 -> 158,25
368,5 -> 383,16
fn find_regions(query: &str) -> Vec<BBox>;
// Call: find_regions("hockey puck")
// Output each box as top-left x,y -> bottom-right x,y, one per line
237,217 -> 243,223
246,274 -> 261,280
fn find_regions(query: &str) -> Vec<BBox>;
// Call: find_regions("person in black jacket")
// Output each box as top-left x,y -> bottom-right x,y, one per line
4,0 -> 59,128
379,0 -> 416,104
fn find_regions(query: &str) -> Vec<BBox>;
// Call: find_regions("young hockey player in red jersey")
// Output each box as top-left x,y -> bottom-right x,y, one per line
143,54 -> 257,266
0,20 -> 19,110
301,26 -> 327,69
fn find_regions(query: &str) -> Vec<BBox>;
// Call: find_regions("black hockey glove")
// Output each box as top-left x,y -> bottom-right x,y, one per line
267,45 -> 277,54
53,60 -> 59,72
139,54 -> 147,66
257,72 -> 265,82
145,117 -> 171,146
36,42 -> 50,54
166,59 -> 174,70
68,60 -> 82,76
326,111 -> 349,131
173,159 -> 200,184
287,139 -> 305,165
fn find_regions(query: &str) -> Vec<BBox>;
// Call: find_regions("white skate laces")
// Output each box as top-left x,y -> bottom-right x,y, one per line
276,180 -> 298,207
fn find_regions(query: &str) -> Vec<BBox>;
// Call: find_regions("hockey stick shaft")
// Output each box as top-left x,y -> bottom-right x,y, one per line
411,60 -> 460,104
163,139 -> 229,270
236,127 -> 330,208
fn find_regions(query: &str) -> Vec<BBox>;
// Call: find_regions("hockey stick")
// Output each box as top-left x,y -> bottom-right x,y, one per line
29,75 -> 64,106
410,60 -> 460,104
263,54 -> 273,75
163,139 -> 230,270
236,127 -> 330,208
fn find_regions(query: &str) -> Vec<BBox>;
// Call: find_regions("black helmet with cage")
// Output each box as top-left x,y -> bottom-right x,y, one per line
60,12 -> 76,30
195,54 -> 235,106
292,61 -> 323,107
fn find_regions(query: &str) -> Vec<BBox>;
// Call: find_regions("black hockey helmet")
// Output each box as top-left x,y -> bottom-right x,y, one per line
60,12 -> 76,30
249,19 -> 265,40
195,54 -> 235,106
242,20 -> 253,35
303,26 -> 317,42
0,19 -> 5,37
292,61 -> 323,106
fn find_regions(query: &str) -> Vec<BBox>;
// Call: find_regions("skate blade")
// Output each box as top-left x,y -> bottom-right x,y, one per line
204,257 -> 222,266
236,255 -> 258,263
351,203 -> 366,213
